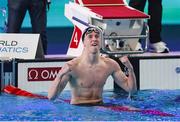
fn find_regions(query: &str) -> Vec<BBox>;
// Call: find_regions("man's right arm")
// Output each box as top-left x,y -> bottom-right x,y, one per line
48,63 -> 71,100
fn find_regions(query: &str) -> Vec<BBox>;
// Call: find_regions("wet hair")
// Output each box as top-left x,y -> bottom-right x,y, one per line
81,26 -> 102,42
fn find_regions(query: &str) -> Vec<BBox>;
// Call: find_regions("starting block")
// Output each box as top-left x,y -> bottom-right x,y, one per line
65,0 -> 149,57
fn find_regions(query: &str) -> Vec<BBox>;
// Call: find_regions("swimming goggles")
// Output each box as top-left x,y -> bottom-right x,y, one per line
85,27 -> 100,35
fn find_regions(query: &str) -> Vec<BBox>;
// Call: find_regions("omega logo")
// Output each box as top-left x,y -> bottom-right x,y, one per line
28,67 -> 61,81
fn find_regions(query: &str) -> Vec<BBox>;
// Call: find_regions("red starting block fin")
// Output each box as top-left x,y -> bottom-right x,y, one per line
87,6 -> 149,19
74,0 -> 149,19
75,0 -> 125,5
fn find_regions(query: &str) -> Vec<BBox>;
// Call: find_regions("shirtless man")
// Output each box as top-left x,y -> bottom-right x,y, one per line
48,26 -> 137,105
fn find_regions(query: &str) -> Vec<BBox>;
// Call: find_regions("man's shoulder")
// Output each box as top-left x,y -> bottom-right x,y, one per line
101,56 -> 118,64
66,57 -> 80,68
101,57 -> 120,71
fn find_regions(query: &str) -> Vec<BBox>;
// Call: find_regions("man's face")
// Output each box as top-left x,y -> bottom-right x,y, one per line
83,28 -> 101,53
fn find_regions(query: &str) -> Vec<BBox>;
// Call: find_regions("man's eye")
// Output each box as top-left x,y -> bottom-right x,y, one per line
95,35 -> 99,38
88,35 -> 93,38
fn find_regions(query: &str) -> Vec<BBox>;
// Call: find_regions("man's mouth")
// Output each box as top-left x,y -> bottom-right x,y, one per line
91,43 -> 98,46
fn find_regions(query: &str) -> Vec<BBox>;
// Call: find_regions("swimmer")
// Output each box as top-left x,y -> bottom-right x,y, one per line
48,26 -> 137,105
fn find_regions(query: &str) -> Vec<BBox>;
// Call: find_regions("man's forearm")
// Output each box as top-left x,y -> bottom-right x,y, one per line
48,78 -> 60,100
128,68 -> 137,93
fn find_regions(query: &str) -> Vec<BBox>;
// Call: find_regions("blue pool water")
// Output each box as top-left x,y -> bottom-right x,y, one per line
0,90 -> 180,121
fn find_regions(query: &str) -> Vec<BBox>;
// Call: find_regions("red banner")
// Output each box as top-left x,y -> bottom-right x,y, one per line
28,67 -> 62,81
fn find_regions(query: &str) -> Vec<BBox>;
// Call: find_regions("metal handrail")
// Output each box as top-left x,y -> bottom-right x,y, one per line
101,22 -> 149,57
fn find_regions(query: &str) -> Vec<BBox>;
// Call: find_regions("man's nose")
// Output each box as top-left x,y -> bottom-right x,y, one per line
92,36 -> 97,41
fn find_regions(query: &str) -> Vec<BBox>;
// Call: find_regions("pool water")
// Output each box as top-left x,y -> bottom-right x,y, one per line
0,90 -> 179,121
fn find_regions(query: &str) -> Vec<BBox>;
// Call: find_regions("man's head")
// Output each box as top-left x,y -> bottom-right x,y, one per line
82,26 -> 102,42
81,26 -> 103,53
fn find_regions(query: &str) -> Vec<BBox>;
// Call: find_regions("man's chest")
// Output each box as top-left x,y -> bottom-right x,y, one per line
71,66 -> 111,87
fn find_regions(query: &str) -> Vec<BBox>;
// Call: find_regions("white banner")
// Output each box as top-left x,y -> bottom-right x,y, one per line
0,33 -> 43,59
140,59 -> 180,89
18,61 -> 67,93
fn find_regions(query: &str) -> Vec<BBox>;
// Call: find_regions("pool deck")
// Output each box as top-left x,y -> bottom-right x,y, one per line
45,51 -> 180,59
